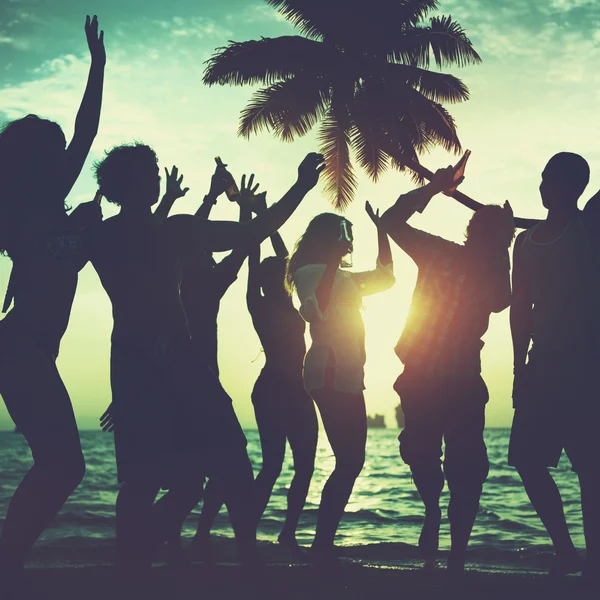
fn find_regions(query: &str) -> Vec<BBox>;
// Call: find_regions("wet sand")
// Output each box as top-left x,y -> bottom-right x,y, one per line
19,562 -> 593,600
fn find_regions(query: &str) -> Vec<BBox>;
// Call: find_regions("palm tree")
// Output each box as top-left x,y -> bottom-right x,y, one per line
204,0 -> 480,209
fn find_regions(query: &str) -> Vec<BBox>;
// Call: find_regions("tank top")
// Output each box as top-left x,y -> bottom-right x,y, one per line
521,211 -> 600,371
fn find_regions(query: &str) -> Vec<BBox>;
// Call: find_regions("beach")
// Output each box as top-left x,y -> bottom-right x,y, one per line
1,429 -> 590,598
20,561 -> 592,600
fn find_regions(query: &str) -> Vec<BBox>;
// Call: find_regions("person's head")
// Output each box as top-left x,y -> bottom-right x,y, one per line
258,256 -> 287,296
0,114 -> 68,254
539,152 -> 590,210
94,143 -> 160,207
465,203 -> 515,254
285,213 -> 352,293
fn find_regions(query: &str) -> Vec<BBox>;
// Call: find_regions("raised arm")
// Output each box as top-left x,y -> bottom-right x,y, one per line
510,231 -> 533,407
195,164 -> 232,219
381,167 -> 456,256
366,201 -> 392,266
212,199 -> 252,300
154,166 -> 190,221
63,16 -> 105,197
246,239 -> 262,314
174,153 -> 324,254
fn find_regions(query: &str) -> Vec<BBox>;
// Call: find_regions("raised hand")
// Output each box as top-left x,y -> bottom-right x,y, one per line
208,164 -> 231,200
240,173 -> 266,213
365,201 -> 381,228
85,15 -> 105,65
297,153 -> 325,190
431,166 -> 463,195
100,404 -> 114,433
164,166 -> 190,203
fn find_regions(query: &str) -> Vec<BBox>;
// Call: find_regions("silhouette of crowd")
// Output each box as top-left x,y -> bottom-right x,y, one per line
1,14 -> 599,596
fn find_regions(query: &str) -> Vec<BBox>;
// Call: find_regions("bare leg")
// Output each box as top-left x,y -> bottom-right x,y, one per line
409,463 -> 444,562
0,460 -> 85,570
517,465 -> 579,573
311,390 -> 366,553
192,478 -> 223,561
444,397 -> 489,574
252,393 -> 287,528
155,475 -> 204,566
204,446 -> 258,562
279,396 -> 318,547
0,346 -> 85,577
579,471 -> 600,579
115,476 -> 160,574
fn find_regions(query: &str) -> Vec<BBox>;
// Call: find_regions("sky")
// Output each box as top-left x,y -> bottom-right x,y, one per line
0,0 -> 599,430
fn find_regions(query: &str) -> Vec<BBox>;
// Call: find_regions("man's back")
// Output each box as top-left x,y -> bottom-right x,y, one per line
89,212 -> 189,341
521,212 -> 600,371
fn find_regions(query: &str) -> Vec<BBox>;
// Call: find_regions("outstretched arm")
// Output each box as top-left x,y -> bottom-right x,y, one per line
175,153 -> 324,254
64,15 -> 105,197
510,231 -> 533,407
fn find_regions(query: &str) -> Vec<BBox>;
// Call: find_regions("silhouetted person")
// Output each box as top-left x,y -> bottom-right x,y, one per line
510,152 -> 600,582
86,144 -> 324,576
0,16 -> 105,593
160,166 -> 252,564
287,204 -> 395,562
381,167 -> 514,574
194,186 -> 319,557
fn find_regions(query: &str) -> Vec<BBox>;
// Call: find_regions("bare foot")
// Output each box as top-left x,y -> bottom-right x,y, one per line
419,507 -> 441,562
549,552 -> 583,577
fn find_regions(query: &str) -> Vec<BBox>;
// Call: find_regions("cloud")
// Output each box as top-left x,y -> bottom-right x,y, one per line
549,0 -> 596,11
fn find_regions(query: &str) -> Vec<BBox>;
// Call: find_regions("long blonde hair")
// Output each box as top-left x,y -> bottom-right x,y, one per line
285,213 -> 345,294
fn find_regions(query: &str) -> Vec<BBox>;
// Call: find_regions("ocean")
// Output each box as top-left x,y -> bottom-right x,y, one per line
0,428 -> 585,571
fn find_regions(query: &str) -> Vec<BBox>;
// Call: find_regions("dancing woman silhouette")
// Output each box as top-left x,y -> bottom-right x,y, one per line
287,203 -> 395,561
0,16 -> 105,589
246,188 -> 318,551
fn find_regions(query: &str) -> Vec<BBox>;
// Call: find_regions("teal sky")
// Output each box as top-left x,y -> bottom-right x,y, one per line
1,0 -> 599,430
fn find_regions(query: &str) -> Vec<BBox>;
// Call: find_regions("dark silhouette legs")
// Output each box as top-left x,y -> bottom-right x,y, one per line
0,335 -> 85,578
311,388 -> 366,554
579,471 -> 600,581
252,381 -> 318,547
279,416 -> 318,546
516,466 -> 578,562
397,371 -> 489,572
409,462 -> 444,561
192,380 -> 318,555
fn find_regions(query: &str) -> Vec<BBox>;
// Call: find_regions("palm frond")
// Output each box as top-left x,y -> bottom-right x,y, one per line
395,15 -> 482,68
318,103 -> 357,210
203,36 -> 328,86
385,64 -> 470,104
264,0 -> 332,40
238,77 -> 331,141
349,124 -> 389,182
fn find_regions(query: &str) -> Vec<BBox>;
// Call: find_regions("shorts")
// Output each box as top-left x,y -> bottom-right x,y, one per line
394,368 -> 489,487
508,361 -> 599,473
110,336 -> 246,486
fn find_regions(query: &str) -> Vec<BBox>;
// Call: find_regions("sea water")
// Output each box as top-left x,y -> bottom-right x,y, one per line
0,429 -> 584,570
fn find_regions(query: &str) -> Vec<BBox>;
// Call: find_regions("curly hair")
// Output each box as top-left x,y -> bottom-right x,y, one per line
285,213 -> 347,294
465,204 -> 516,251
0,114 -> 68,255
94,143 -> 158,205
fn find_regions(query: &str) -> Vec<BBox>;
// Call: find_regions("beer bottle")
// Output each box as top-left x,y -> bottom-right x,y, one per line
214,156 -> 240,202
